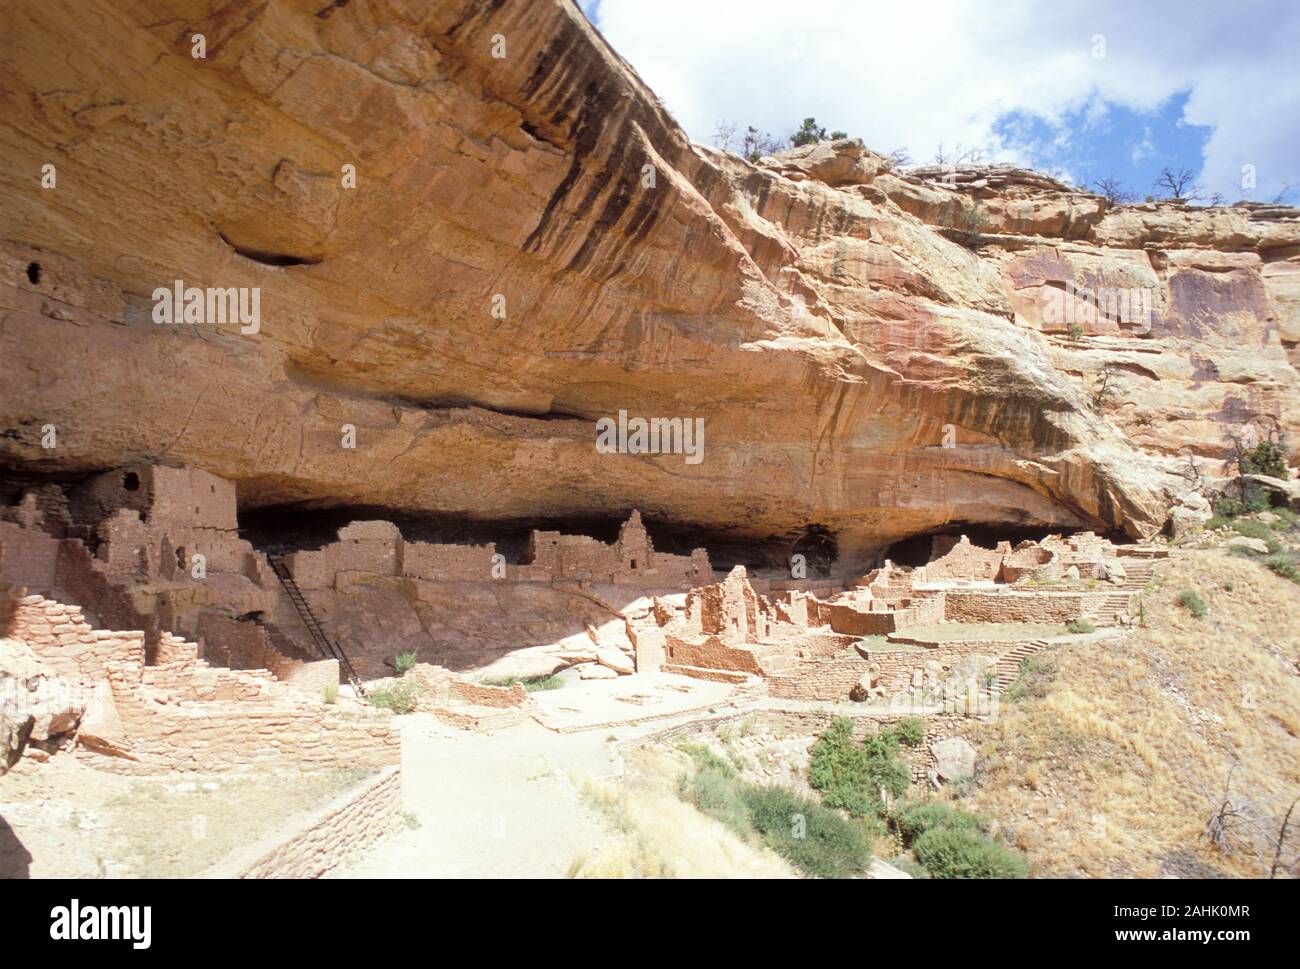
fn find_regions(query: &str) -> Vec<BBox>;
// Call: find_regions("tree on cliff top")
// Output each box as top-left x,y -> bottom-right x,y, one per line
710,120 -> 786,162
790,117 -> 847,147
714,117 -> 850,161
1090,175 -> 1137,205
1153,165 -> 1204,202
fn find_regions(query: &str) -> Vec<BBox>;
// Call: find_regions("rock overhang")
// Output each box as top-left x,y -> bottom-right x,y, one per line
0,0 -> 1296,569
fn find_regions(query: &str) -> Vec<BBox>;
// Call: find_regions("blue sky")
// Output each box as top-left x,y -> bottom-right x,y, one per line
994,94 -> 1215,200
577,0 -> 1299,203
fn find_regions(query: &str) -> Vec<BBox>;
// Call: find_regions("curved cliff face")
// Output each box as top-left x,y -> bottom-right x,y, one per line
0,0 -> 1296,566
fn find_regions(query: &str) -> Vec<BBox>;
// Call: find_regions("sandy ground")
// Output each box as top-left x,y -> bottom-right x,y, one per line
336,672 -> 752,878
332,715 -> 622,878
0,673 -> 762,879
0,757 -> 361,878
530,670 -> 737,731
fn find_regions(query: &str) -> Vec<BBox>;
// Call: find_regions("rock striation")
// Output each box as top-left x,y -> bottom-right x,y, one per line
0,0 -> 1296,568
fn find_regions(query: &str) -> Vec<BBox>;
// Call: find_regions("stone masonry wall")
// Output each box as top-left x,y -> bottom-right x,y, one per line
266,656 -> 340,698
827,602 -> 897,636
403,541 -> 497,581
286,512 -> 714,594
3,585 -> 396,776
825,591 -> 941,635
194,611 -> 338,693
943,589 -> 1087,623
196,610 -> 274,669
663,633 -> 766,674
766,650 -> 868,700
767,638 -> 1020,701
147,466 -> 238,531
862,639 -> 1015,692
91,661 -> 401,774
0,520 -> 58,592
921,536 -> 1008,581
4,592 -> 146,679
448,678 -> 529,708
203,766 -> 402,879
891,594 -> 945,629
53,536 -> 155,636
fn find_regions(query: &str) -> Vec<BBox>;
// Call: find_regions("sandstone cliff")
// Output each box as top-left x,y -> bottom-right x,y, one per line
1,0 -> 1297,568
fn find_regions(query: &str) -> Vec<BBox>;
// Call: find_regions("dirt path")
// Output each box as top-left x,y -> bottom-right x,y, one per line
333,715 -> 628,878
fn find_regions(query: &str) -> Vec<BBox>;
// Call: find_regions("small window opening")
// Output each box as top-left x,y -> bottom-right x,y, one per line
123,472 -> 140,491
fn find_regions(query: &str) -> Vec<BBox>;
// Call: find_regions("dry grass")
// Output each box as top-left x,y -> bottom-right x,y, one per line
961,550 -> 1300,878
565,749 -> 794,879
106,769 -> 371,877
0,759 -> 369,878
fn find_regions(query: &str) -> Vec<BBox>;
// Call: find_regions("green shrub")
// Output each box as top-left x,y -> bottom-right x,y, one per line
680,764 -> 752,837
810,720 -> 879,816
867,756 -> 911,799
1243,486 -> 1271,513
323,683 -> 338,705
816,748 -> 883,819
861,729 -> 901,760
892,800 -> 990,843
367,679 -> 418,714
957,200 -> 989,234
912,826 -> 1029,879
810,718 -> 915,812
941,199 -> 989,235
1232,520 -> 1273,540
893,717 -> 925,748
679,742 -> 737,778
679,741 -> 875,878
1267,555 -> 1300,584
1213,496 -> 1243,519
1176,589 -> 1207,618
1272,508 -> 1298,527
1240,440 -> 1289,479
742,785 -> 875,879
394,650 -> 418,675
484,673 -> 564,691
521,674 -> 564,692
1065,619 -> 1095,634
1215,485 -> 1272,517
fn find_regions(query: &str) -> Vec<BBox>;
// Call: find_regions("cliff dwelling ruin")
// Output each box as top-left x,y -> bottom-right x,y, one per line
1,0 -> 1298,892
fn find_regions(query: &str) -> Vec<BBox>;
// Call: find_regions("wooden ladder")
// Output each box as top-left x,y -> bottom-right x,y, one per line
268,555 -> 365,696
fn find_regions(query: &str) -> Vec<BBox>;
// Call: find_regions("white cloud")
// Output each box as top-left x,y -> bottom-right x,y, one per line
1130,127 -> 1155,164
590,0 -> 1300,200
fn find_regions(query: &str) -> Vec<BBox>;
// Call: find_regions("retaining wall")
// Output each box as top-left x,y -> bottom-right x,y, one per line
202,766 -> 402,879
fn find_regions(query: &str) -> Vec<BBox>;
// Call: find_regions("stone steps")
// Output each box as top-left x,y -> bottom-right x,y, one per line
660,663 -> 754,684
1086,590 -> 1137,625
994,640 -> 1052,689
1112,561 -> 1155,588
